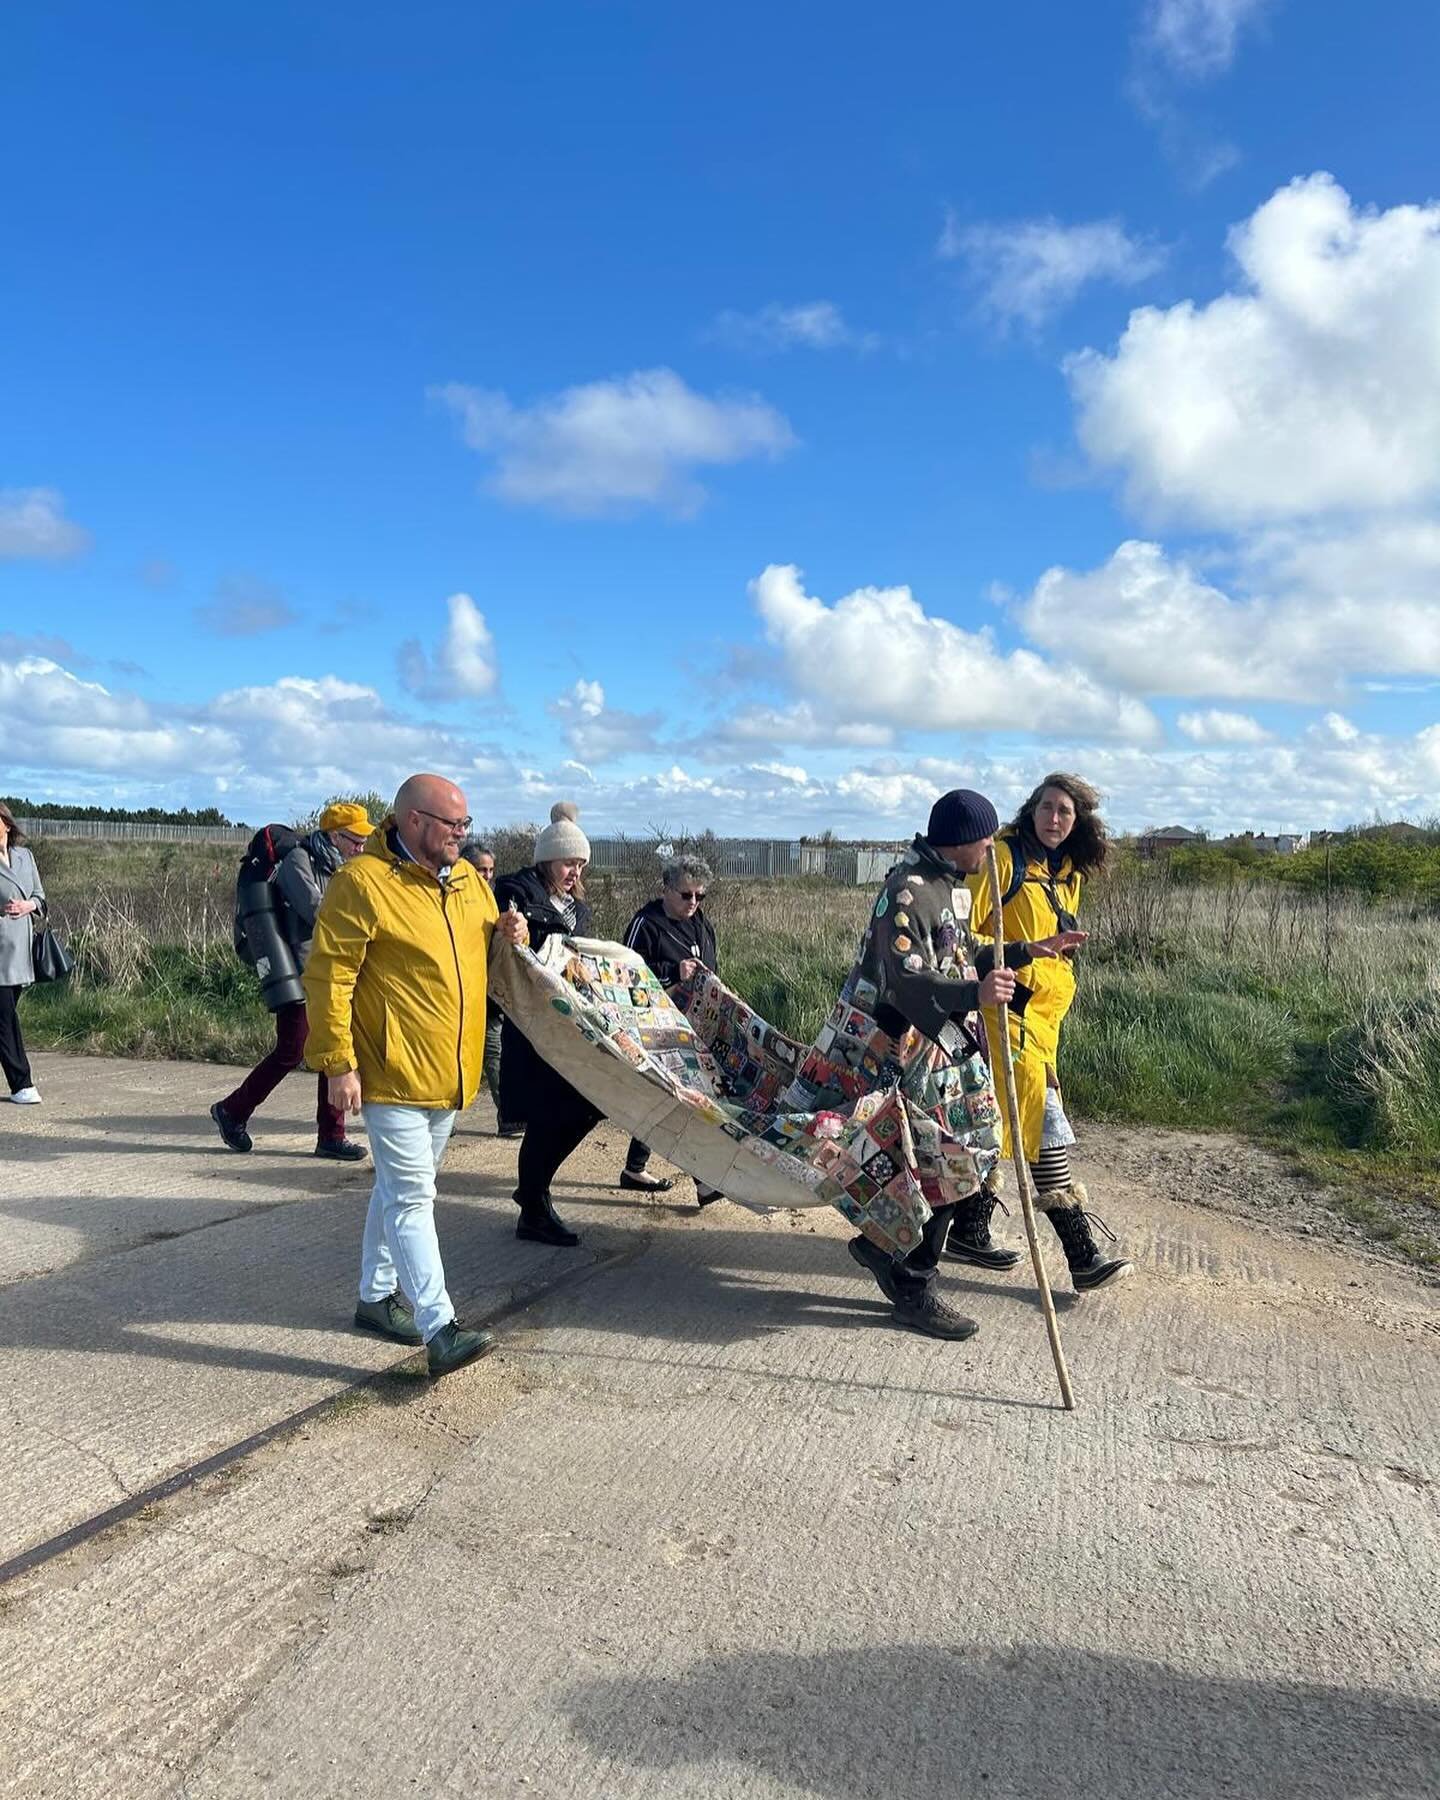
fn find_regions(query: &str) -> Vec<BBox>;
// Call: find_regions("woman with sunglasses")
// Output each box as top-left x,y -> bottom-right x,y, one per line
958,771 -> 1131,1291
619,856 -> 721,1201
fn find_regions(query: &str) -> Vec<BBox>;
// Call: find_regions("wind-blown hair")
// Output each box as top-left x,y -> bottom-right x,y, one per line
1007,772 -> 1109,877
0,801 -> 26,846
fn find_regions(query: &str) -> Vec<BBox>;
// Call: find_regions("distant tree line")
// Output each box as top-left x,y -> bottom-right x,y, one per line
3,795 -> 238,827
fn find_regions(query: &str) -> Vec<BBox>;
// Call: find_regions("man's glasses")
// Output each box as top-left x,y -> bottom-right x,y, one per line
676,889 -> 706,901
415,808 -> 473,832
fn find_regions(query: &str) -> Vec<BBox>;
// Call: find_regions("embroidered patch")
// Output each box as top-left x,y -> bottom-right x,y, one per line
894,911 -> 909,928
896,888 -> 915,905
893,934 -> 912,953
874,893 -> 889,918
903,952 -> 923,972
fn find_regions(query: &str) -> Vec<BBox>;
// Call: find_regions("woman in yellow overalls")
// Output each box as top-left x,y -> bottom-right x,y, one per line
953,772 -> 1132,1292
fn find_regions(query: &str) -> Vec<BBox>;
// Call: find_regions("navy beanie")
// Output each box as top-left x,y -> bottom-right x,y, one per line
927,788 -> 998,845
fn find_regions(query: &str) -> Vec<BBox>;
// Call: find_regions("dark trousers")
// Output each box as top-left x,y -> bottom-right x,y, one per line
0,985 -> 33,1093
516,1097 -> 603,1206
625,1136 -> 651,1173
892,1202 -> 959,1299
221,1001 -> 345,1140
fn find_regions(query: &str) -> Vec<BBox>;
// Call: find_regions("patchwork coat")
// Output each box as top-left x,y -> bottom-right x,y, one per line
777,834 -> 1034,1226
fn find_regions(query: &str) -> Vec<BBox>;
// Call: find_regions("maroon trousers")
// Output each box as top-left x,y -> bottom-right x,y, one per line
221,1001 -> 345,1140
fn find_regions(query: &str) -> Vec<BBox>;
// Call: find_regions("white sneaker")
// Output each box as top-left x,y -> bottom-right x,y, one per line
8,1087 -> 41,1104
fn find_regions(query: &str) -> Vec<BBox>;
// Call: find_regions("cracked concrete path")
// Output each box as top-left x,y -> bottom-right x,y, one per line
1,1052 -> 1437,1799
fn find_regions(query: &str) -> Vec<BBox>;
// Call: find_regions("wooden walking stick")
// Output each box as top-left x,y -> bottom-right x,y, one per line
983,843 -> 1076,1411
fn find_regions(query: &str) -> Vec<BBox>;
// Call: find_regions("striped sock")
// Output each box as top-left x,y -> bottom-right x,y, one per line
1030,1144 -> 1072,1198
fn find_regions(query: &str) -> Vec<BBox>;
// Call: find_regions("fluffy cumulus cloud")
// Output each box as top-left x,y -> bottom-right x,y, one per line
687,699 -> 895,760
548,679 -> 662,764
1176,708 -> 1270,744
431,369 -> 795,517
707,301 -> 878,353
1020,538 -> 1440,703
1068,175 -> 1440,525
941,214 -> 1167,329
1,657 -> 238,772
398,592 -> 499,703
0,488 -> 92,560
196,574 -> 298,637
750,563 -> 1160,742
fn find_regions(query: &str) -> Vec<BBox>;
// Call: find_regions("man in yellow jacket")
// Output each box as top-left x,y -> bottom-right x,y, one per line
305,772 -> 527,1377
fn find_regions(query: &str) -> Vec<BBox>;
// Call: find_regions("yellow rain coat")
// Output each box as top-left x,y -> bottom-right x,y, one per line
965,832 -> 1082,1164
304,825 -> 499,1111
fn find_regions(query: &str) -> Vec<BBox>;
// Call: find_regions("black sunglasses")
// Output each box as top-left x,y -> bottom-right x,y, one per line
676,889 -> 706,901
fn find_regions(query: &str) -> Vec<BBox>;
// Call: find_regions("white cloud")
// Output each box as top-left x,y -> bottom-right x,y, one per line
751,563 -> 1160,742
548,678 -> 662,764
1020,537 -> 1440,702
1177,708 -> 1271,743
431,369 -> 795,517
708,301 -> 878,353
1068,175 -> 1440,525
1141,0 -> 1268,80
691,700 -> 895,760
398,592 -> 499,702
0,488 -> 92,560
941,214 -> 1167,329
0,657 -> 238,772
196,574 -> 298,637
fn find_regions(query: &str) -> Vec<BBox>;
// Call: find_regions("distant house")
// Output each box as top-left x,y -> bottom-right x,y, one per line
1221,830 -> 1303,857
1138,825 -> 1203,860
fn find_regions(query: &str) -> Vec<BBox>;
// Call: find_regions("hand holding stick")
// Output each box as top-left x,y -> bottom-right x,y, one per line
984,843 -> 1076,1412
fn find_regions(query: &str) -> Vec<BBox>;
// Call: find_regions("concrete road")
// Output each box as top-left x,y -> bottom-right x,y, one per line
1,1053 -> 1437,1799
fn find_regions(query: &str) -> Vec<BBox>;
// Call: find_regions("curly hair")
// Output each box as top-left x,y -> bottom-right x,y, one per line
1007,772 -> 1109,877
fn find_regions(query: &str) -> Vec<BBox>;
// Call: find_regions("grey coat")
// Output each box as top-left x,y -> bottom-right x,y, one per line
0,846 -> 46,988
275,831 -> 342,968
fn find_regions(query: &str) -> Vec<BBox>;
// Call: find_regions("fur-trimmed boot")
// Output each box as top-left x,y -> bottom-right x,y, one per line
1043,1184 -> 1132,1291
944,1181 -> 1021,1271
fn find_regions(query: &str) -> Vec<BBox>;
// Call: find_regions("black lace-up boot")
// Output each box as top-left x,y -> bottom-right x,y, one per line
1044,1184 -> 1132,1291
944,1183 -> 1021,1271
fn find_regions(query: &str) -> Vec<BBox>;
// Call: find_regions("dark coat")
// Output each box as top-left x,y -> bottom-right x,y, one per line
492,866 -> 598,1127
622,897 -> 718,988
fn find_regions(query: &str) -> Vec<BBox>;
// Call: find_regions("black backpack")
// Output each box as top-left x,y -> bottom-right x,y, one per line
233,823 -> 302,963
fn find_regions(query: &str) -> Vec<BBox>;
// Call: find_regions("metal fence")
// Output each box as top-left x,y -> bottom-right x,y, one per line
16,817 -> 251,845
585,836 -> 908,884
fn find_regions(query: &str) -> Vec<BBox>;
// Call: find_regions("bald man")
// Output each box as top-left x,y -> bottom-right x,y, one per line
305,774 -> 527,1378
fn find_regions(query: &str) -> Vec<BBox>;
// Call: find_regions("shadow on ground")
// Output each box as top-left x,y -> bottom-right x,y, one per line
560,1643 -> 1440,1800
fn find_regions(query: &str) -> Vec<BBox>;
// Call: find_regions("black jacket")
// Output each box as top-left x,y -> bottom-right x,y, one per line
622,897 -> 718,988
491,865 -> 597,1127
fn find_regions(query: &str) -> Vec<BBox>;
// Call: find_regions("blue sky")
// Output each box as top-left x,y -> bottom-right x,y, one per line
5,0 -> 1440,835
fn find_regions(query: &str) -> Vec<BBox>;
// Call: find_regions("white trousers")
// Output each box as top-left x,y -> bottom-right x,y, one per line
359,1102 -> 457,1344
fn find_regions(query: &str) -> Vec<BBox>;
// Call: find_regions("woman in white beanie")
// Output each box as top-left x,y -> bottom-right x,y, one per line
492,804 -> 601,1247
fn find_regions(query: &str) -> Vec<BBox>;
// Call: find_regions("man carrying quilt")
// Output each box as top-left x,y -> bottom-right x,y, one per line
790,788 -> 1085,1341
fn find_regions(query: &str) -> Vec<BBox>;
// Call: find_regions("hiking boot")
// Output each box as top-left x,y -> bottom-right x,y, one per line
354,1293 -> 423,1345
891,1289 -> 980,1341
619,1166 -> 674,1192
945,1184 -> 1022,1272
316,1138 -> 367,1162
209,1100 -> 252,1153
1045,1185 -> 1133,1291
426,1320 -> 496,1377
847,1233 -> 902,1304
515,1192 -> 581,1247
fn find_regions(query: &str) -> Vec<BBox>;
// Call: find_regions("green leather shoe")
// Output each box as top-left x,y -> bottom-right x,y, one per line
426,1321 -> 496,1377
353,1294 -> 423,1346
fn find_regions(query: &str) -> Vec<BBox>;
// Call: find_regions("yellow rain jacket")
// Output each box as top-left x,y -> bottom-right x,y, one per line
303,825 -> 499,1111
965,832 -> 1083,1163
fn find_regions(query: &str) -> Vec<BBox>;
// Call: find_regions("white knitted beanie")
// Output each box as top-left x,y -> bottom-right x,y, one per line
534,800 -> 591,864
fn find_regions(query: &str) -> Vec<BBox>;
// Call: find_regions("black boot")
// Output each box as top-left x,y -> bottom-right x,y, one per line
945,1185 -> 1021,1271
1044,1185 -> 1132,1291
515,1191 -> 581,1248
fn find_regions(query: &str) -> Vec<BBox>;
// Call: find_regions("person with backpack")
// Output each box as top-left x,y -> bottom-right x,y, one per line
209,801 -> 375,1160
956,771 -> 1132,1291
